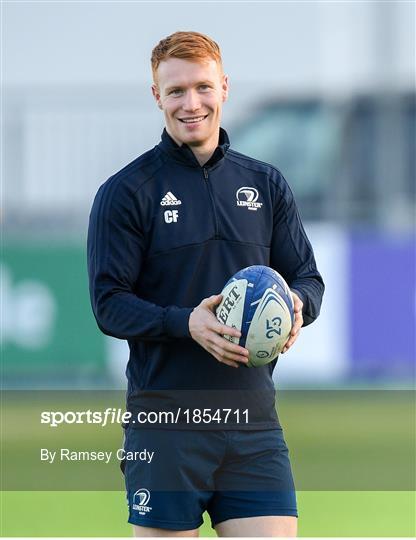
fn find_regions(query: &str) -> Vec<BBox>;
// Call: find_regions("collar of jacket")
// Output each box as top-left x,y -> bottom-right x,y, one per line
158,127 -> 230,168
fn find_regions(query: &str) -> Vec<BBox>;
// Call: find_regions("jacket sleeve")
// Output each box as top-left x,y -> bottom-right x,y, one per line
269,174 -> 324,327
87,178 -> 192,341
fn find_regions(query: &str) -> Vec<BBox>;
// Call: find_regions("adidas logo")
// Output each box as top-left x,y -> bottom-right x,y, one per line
160,192 -> 182,206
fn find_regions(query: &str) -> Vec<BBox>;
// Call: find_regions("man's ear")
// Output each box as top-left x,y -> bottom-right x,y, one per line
151,84 -> 163,110
221,74 -> 229,103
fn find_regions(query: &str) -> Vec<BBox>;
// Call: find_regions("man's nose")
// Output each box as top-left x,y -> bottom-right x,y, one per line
182,90 -> 201,112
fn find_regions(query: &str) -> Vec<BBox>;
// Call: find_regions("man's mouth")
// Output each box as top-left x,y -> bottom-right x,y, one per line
178,115 -> 208,124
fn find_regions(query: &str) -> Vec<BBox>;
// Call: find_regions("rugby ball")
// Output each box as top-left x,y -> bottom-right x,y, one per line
216,265 -> 294,367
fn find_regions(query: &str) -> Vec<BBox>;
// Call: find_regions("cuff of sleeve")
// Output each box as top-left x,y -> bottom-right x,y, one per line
165,306 -> 193,338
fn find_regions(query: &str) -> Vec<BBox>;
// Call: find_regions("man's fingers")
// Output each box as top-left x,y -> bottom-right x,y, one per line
199,297 -> 242,338
291,307 -> 303,334
221,349 -> 249,364
202,294 -> 223,310
281,307 -> 303,353
282,326 -> 301,353
291,319 -> 303,336
294,301 -> 303,312
283,339 -> 292,352
213,322 -> 242,339
221,359 -> 240,368
210,334 -> 248,358
209,345 -> 239,368
291,291 -> 303,310
210,341 -> 248,365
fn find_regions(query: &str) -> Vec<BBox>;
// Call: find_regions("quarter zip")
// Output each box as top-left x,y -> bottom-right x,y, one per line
203,167 -> 220,239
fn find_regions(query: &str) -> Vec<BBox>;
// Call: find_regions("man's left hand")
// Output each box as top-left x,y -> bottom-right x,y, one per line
281,291 -> 303,354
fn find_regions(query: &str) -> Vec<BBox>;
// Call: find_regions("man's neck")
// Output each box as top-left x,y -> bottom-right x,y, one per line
167,129 -> 219,167
189,145 -> 215,167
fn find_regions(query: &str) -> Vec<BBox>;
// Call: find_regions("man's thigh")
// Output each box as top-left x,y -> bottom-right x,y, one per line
209,430 -> 298,533
133,524 -> 199,537
215,515 -> 297,537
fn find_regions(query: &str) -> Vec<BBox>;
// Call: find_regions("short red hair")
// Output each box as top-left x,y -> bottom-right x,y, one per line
151,31 -> 223,83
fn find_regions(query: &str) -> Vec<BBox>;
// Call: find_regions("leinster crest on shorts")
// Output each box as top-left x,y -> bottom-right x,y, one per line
133,488 -> 152,515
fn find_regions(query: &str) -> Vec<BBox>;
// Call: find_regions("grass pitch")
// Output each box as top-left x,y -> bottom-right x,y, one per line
1,490 -> 415,537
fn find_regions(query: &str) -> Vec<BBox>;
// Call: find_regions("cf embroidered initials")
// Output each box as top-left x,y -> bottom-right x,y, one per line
164,210 -> 179,223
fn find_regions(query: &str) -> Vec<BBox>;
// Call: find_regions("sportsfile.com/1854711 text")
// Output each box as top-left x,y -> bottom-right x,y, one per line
40,408 -> 249,427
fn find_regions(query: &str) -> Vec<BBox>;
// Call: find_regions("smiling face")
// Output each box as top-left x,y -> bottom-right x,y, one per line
152,58 -> 229,153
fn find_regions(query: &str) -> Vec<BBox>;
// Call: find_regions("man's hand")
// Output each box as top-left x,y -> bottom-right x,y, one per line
281,291 -> 304,354
189,294 -> 249,368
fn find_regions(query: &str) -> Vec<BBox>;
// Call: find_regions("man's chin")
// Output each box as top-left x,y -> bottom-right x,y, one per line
185,137 -> 205,148
180,133 -> 206,147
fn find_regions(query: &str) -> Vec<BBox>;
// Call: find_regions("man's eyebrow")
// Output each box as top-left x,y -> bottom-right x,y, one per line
164,85 -> 182,93
164,81 -> 214,93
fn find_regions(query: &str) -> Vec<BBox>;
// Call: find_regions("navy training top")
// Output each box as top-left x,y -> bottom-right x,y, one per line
87,128 -> 325,429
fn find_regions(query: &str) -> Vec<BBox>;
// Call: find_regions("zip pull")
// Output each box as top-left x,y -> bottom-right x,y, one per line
203,167 -> 208,180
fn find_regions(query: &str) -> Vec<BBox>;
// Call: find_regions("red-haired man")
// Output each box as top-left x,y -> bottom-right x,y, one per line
88,31 -> 324,537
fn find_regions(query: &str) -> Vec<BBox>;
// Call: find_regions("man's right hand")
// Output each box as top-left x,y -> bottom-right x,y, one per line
189,294 -> 249,368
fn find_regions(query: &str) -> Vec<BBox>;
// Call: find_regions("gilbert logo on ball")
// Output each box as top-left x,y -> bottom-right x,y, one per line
216,265 -> 294,367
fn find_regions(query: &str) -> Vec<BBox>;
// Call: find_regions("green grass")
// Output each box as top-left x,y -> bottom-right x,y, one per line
1,491 -> 415,537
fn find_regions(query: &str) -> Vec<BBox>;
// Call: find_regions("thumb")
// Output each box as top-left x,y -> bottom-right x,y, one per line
204,294 -> 223,310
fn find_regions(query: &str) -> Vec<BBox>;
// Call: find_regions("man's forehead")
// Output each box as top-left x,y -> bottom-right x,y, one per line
157,58 -> 222,85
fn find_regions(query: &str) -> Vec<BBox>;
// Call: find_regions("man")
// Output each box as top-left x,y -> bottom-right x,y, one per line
88,31 -> 324,537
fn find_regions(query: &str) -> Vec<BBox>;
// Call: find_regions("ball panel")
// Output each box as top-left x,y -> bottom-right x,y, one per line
246,287 -> 293,367
216,279 -> 248,343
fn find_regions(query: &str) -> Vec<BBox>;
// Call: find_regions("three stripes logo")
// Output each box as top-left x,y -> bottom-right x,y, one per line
160,192 -> 182,206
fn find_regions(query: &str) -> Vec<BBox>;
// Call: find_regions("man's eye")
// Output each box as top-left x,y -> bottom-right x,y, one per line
199,85 -> 210,91
169,89 -> 183,96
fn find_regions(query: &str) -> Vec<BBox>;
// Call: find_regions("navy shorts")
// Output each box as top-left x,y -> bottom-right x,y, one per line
121,427 -> 297,531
